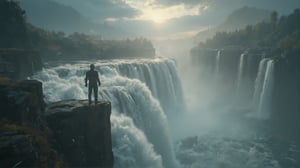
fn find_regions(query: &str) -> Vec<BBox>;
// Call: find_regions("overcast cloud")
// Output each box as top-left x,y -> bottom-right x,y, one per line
53,0 -> 140,21
31,0 -> 300,39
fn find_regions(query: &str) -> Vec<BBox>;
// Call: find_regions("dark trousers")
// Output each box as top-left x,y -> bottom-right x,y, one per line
88,85 -> 98,104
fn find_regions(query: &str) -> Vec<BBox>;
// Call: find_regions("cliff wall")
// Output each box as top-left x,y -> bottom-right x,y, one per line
0,49 -> 43,79
46,100 -> 113,167
272,60 -> 300,143
0,80 -> 113,167
190,47 -> 299,143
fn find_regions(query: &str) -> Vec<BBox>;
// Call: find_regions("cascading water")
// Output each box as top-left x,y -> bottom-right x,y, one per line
179,46 -> 298,168
214,50 -> 221,81
251,58 -> 274,119
108,58 -> 185,115
257,59 -> 275,119
252,59 -> 268,109
33,58 -> 181,168
236,53 -> 246,96
111,114 -> 163,168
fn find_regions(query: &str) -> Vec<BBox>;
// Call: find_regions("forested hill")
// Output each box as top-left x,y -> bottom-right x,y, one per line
196,9 -> 300,55
195,7 -> 271,42
0,0 -> 155,61
218,7 -> 271,32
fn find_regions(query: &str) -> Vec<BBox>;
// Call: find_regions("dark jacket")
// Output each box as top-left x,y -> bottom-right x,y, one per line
85,70 -> 101,86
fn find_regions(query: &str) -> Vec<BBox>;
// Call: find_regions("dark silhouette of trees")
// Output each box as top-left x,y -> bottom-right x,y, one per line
198,8 -> 300,52
0,0 -> 155,60
270,11 -> 278,25
195,8 -> 300,79
0,0 -> 29,48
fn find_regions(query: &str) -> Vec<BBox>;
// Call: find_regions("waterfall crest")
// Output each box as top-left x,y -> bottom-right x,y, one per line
102,58 -> 185,115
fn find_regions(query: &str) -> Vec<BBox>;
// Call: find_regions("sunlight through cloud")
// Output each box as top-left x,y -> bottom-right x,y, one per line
122,0 -> 208,24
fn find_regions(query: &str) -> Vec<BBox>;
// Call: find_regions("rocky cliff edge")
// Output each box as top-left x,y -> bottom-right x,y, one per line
0,80 -> 113,167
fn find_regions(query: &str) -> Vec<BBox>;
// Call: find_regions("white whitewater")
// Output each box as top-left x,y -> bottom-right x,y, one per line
252,59 -> 269,109
251,58 -> 275,119
102,58 -> 184,115
175,136 -> 283,168
214,50 -> 221,81
33,58 -> 181,168
236,53 -> 246,95
257,59 -> 275,119
111,114 -> 163,168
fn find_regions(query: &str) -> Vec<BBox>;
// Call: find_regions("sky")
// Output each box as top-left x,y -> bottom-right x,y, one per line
52,0 -> 300,39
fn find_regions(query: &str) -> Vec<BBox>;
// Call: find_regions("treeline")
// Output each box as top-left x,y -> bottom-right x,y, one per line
0,0 -> 155,61
198,9 -> 300,55
27,27 -> 155,60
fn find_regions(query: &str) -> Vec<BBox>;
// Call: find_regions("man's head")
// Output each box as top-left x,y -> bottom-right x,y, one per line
90,64 -> 95,70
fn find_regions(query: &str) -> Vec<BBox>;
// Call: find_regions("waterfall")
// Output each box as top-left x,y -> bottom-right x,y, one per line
236,53 -> 246,94
111,114 -> 163,168
100,58 -> 185,115
257,60 -> 275,119
253,59 -> 269,108
251,59 -> 274,119
33,58 -> 181,168
214,50 -> 221,81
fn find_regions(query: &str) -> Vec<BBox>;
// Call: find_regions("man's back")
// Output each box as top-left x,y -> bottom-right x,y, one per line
85,64 -> 101,105
86,70 -> 99,86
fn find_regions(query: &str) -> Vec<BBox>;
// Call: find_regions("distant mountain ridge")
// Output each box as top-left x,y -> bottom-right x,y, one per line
195,6 -> 271,42
19,0 -> 125,38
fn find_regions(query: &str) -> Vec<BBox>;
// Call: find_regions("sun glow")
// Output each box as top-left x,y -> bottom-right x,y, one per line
140,4 -> 199,24
122,0 -> 205,24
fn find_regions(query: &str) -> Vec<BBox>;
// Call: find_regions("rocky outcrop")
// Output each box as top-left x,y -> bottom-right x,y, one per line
45,100 -> 113,167
0,131 -> 40,167
0,49 -> 43,79
0,80 -> 60,167
0,127 -> 62,168
0,80 -> 114,167
0,80 -> 44,124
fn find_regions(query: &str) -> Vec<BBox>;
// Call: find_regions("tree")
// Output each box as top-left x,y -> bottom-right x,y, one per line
0,0 -> 29,48
270,11 -> 278,25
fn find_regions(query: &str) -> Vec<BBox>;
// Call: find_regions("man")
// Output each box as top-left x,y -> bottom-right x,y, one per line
85,64 -> 101,105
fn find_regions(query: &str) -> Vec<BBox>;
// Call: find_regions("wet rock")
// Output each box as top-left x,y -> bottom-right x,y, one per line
46,99 -> 113,167
0,49 -> 43,79
0,80 -> 44,124
0,131 -> 38,167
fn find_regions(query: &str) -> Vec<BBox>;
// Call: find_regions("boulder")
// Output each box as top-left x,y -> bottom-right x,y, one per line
45,100 -> 113,167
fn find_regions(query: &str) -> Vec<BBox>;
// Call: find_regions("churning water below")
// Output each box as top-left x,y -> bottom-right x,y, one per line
32,58 -> 299,168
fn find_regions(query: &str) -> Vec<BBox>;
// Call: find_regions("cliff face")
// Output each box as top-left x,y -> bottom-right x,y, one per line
190,48 -> 258,102
46,100 -> 113,167
272,60 -> 300,143
0,80 -> 44,123
0,80 -> 57,167
190,47 -> 300,143
0,49 -> 43,79
0,80 -> 114,167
